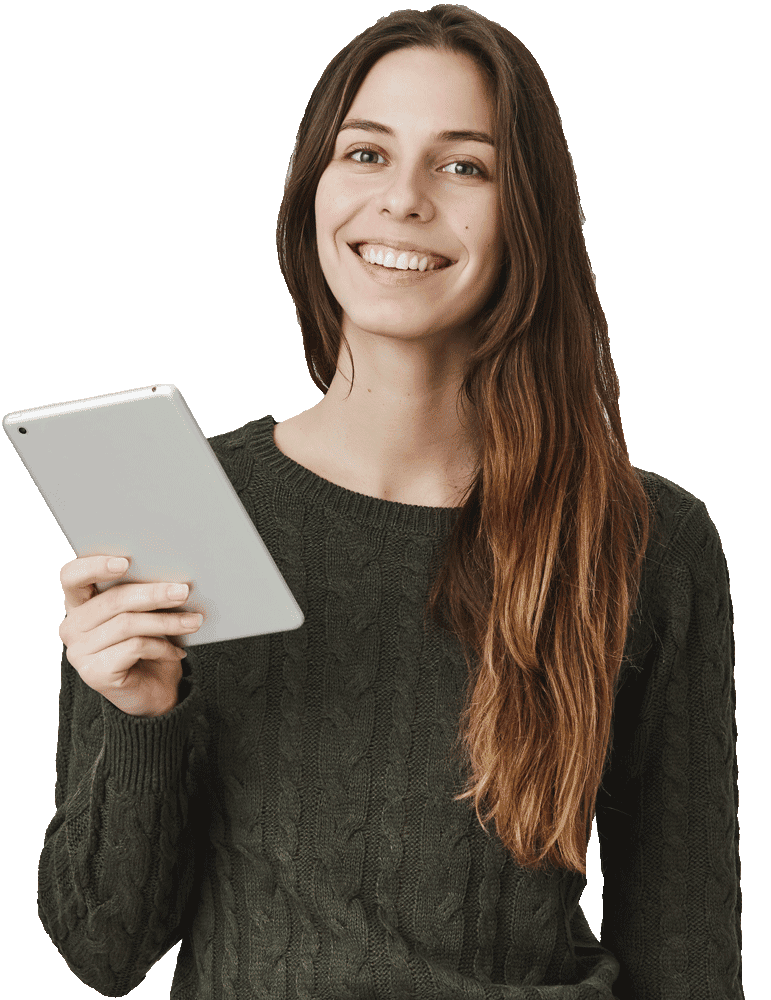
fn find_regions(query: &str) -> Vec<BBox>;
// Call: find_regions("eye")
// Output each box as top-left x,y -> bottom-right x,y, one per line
345,146 -> 485,178
440,160 -> 484,177
348,149 -> 380,163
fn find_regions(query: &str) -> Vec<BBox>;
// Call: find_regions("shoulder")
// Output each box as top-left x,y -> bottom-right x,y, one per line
633,465 -> 721,557
634,465 -> 705,527
202,415 -> 274,487
632,466 -> 729,618
205,415 -> 271,456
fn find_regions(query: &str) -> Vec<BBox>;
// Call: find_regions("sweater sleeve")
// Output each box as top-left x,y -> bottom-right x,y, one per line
594,498 -> 743,999
37,643 -> 212,997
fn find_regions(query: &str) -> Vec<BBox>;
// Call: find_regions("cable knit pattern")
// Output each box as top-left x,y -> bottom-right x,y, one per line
37,415 -> 744,999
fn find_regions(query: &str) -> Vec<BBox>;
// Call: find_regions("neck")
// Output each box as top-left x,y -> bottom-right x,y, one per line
304,369 -> 480,507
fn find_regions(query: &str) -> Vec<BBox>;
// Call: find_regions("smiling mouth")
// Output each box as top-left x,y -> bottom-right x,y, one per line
349,243 -> 455,272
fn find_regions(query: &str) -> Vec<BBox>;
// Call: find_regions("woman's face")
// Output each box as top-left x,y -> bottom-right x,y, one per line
314,46 -> 504,346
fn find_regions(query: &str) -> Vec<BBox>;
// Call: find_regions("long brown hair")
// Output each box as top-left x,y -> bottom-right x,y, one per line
276,4 -> 651,875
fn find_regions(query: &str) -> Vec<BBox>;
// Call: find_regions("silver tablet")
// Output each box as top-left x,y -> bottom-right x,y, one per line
3,383 -> 305,646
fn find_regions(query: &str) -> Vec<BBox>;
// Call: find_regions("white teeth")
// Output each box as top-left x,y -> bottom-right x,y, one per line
362,246 -> 432,271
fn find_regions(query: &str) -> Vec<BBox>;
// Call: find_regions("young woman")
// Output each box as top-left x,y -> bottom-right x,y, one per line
42,6 -> 743,998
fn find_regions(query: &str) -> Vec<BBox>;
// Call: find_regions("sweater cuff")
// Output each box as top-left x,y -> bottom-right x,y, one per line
100,653 -> 203,793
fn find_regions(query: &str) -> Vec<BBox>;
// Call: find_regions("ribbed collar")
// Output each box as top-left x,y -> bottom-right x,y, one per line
242,414 -> 464,537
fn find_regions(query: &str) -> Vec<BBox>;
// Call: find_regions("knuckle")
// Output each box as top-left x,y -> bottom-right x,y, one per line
115,610 -> 134,636
67,640 -> 83,669
78,659 -> 97,687
60,555 -> 84,587
106,583 -> 123,610
127,634 -> 146,656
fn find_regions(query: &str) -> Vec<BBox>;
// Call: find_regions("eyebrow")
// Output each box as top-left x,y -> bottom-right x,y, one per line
338,118 -> 495,148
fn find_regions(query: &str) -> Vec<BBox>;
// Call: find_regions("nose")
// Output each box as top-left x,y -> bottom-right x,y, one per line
374,161 -> 435,222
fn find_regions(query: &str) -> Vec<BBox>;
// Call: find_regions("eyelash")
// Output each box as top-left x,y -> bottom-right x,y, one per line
345,144 -> 485,178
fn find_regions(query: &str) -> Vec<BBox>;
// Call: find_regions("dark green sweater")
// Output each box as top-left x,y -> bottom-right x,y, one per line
38,415 -> 744,999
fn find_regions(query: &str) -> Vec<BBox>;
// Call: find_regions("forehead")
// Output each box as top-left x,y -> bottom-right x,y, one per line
345,48 -> 494,132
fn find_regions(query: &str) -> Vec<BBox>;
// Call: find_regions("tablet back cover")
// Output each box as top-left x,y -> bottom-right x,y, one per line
3,383 -> 305,645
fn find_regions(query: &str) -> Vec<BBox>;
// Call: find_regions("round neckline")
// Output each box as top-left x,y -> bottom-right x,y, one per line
243,414 -> 464,536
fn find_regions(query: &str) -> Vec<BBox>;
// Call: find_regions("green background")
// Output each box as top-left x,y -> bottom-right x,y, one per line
0,0 -> 769,1000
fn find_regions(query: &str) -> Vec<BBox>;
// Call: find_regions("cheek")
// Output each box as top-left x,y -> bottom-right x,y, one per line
313,169 -> 340,223
313,181 -> 337,266
313,176 -> 329,225
475,220 -> 505,272
479,239 -> 504,269
457,202 -> 502,264
315,167 -> 355,215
